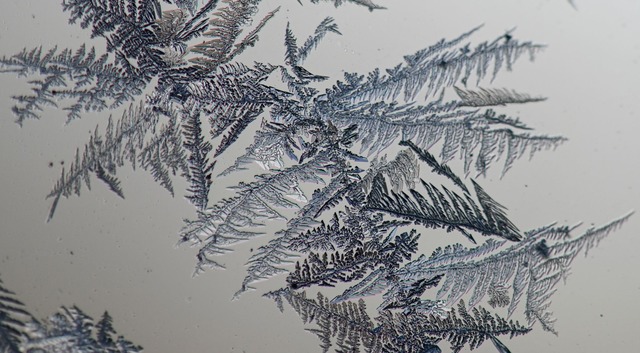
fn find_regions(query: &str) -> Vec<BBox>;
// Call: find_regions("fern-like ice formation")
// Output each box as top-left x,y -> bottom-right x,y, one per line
0,279 -> 32,353
1,1 -> 632,353
266,288 -> 531,353
0,277 -> 141,353
332,213 -> 633,326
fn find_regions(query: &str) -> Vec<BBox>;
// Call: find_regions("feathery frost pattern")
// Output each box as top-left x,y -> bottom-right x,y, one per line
0,277 -> 141,353
266,288 -> 530,353
1,1 -> 632,352
0,279 -> 32,353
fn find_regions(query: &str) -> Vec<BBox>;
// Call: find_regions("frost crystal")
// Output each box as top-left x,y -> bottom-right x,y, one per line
1,1 -> 631,353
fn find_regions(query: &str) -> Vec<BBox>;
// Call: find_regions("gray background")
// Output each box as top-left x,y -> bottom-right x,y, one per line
1,0 -> 639,352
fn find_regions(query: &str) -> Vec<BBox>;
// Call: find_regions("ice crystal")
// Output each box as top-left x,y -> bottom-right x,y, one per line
1,1 -> 632,352
0,278 -> 141,353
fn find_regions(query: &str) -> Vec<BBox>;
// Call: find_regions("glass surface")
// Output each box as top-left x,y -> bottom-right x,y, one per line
1,1 -> 638,352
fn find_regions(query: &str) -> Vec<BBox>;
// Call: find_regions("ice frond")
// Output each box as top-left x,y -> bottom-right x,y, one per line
286,150 -> 421,255
154,9 -> 190,45
265,289 -> 380,353
62,0 -> 166,75
286,229 -> 420,290
332,238 -> 503,305
138,111 -> 190,195
328,27 -> 544,103
180,152 -> 331,274
23,306 -> 142,353
267,289 -> 529,353
0,45 -> 146,123
399,140 -> 467,193
284,23 -> 300,67
310,28 -> 559,175
454,86 -> 546,107
182,101 -> 215,211
218,117 -> 316,176
0,279 -> 32,353
160,0 -> 218,52
184,62 -> 278,103
282,18 -> 340,85
213,103 -> 266,158
175,0 -> 199,15
376,300 -> 530,353
245,151 -> 420,297
183,62 -> 278,159
236,169 -> 360,297
235,216 -> 318,297
366,173 -> 522,243
360,150 -> 420,193
284,17 -> 342,68
377,212 -> 632,333
2,3 -> 631,352
210,120 -> 366,282
298,18 -> 341,64
0,276 -> 140,353
94,162 -> 126,198
190,0 -> 263,69
290,209 -> 386,254
321,95 -> 565,175
152,8 -> 203,68
46,100 -> 174,220
228,7 -> 281,60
